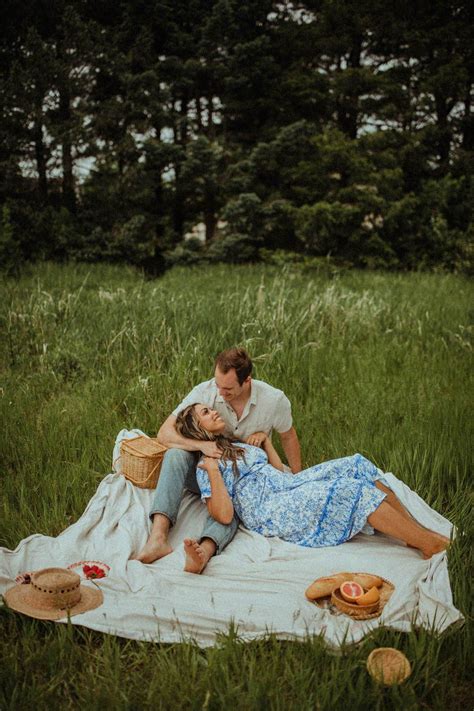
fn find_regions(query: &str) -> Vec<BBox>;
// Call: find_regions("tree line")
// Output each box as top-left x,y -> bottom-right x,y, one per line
0,0 -> 472,274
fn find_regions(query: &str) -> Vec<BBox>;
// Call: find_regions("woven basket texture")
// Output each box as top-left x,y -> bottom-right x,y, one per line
120,436 -> 167,489
367,647 -> 412,685
331,587 -> 380,616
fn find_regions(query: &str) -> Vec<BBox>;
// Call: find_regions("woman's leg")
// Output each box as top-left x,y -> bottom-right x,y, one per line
375,481 -> 416,522
374,481 -> 444,549
367,500 -> 450,558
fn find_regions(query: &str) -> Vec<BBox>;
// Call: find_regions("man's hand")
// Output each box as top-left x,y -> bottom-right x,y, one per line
246,431 -> 268,448
200,441 -> 222,458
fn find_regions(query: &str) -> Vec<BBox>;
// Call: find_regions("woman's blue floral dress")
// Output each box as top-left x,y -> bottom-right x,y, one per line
196,445 -> 386,547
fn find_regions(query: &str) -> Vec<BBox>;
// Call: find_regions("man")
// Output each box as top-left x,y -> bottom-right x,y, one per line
136,347 -> 301,573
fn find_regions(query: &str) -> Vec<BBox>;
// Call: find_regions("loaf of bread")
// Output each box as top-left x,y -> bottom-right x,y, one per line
305,572 -> 384,600
305,574 -> 350,600
352,573 -> 383,589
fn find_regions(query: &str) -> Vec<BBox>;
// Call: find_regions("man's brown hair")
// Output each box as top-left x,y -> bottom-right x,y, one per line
215,347 -> 253,385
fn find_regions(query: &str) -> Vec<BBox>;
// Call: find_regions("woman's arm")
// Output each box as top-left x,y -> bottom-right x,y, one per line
200,457 -> 234,524
261,435 -> 285,471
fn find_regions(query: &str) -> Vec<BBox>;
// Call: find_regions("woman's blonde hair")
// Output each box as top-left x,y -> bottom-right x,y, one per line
175,404 -> 245,475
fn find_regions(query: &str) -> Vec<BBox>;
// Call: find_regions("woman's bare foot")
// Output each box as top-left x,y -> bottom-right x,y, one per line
420,532 -> 451,559
135,535 -> 173,564
183,538 -> 213,574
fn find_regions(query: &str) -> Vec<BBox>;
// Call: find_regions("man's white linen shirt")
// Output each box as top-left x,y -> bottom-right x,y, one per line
172,378 -> 293,439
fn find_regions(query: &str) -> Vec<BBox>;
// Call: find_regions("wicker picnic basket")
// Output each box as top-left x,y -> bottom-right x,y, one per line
309,571 -> 394,620
120,436 -> 167,489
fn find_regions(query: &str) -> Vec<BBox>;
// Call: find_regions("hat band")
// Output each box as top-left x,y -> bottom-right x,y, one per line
26,581 -> 82,611
32,581 -> 80,594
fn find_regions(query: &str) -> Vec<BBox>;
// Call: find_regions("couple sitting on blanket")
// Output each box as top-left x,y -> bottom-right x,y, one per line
136,348 -> 449,574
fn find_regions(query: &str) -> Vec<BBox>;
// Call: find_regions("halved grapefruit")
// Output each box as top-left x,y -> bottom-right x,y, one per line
340,581 -> 364,602
356,586 -> 380,606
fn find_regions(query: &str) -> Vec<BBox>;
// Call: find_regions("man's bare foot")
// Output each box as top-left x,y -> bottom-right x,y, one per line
183,538 -> 212,574
135,536 -> 173,564
421,532 -> 451,559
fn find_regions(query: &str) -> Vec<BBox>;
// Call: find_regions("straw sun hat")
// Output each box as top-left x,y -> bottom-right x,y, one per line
4,567 -> 103,620
366,647 -> 412,685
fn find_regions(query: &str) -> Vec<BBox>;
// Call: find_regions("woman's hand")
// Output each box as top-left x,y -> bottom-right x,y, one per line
246,431 -> 268,448
200,455 -> 220,472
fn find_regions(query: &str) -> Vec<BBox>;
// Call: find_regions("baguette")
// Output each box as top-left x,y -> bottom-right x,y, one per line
305,573 -> 350,600
352,573 -> 384,589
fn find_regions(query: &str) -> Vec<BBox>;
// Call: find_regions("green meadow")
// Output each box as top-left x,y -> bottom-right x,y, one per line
0,262 -> 472,710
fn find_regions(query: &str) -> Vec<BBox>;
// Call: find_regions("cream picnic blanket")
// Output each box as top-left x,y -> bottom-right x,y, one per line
0,430 -> 463,648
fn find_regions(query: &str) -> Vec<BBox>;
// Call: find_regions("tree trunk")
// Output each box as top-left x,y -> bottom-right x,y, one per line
170,99 -> 184,238
196,96 -> 204,132
208,93 -> 215,138
461,78 -> 473,151
204,187 -> 217,241
33,93 -> 48,204
180,95 -> 188,145
434,93 -> 451,175
336,37 -> 362,140
59,84 -> 76,212
173,174 -> 184,238
151,126 -> 165,239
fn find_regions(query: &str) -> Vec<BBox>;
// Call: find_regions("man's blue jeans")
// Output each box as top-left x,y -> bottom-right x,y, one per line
149,448 -> 239,554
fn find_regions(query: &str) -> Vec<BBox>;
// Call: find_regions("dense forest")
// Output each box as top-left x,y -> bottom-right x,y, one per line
1,0 -> 472,274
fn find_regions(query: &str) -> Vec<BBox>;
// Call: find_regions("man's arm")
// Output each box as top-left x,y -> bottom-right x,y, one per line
157,414 -> 221,458
261,435 -> 285,471
278,427 -> 302,473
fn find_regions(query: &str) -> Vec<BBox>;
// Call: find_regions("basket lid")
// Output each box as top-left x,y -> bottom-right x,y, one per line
120,436 -> 167,457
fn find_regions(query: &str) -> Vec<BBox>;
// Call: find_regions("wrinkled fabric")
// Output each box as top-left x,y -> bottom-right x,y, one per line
197,446 -> 386,546
0,430 -> 463,649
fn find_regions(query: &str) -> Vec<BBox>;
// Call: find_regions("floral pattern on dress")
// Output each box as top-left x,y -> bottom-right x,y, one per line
196,445 -> 386,548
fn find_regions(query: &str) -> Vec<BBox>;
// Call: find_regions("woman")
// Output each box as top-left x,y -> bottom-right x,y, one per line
175,403 -> 450,567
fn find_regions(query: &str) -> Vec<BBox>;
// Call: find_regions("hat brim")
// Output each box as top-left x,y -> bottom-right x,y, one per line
4,582 -> 103,621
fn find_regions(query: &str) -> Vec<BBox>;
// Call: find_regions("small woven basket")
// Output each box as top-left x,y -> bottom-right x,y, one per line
367,647 -> 412,685
120,436 -> 167,489
331,587 -> 380,616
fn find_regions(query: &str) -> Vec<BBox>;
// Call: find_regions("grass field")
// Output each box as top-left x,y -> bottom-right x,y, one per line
0,261 -> 472,710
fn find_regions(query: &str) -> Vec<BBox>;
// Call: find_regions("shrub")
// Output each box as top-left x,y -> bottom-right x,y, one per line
0,205 -> 21,274
261,199 -> 299,250
207,193 -> 263,263
295,201 -> 360,255
207,234 -> 260,263
165,237 -> 206,266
